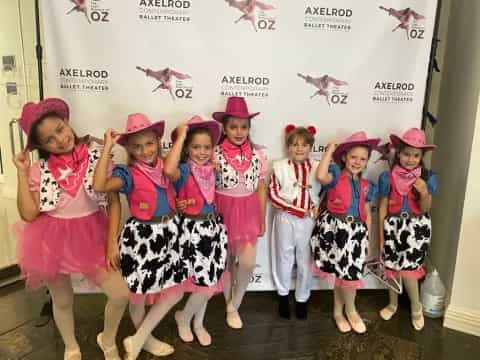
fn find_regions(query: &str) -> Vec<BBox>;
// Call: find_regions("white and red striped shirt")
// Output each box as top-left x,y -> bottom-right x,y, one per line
269,159 -> 320,218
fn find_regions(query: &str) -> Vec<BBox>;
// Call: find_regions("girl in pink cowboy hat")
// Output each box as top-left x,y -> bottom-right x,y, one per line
13,98 -> 129,360
94,114 -> 185,359
310,131 -> 380,334
163,116 -> 228,346
378,128 -> 438,331
212,96 -> 267,329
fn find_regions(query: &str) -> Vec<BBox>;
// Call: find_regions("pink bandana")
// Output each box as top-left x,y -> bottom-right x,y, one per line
47,143 -> 88,197
133,158 -> 169,189
220,139 -> 253,173
188,160 -> 215,204
391,164 -> 421,196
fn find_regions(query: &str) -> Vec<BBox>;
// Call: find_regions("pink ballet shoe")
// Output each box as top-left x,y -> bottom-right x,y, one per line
96,333 -> 120,360
411,306 -> 425,331
193,327 -> 212,346
64,348 -> 81,360
143,339 -> 174,357
226,309 -> 243,329
333,314 -> 352,333
175,311 -> 194,342
346,311 -> 367,334
379,304 -> 398,321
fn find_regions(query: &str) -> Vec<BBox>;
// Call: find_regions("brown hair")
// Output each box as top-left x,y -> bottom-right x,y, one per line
29,112 -> 79,159
285,127 -> 315,147
181,127 -> 215,162
218,116 -> 251,144
392,142 -> 429,180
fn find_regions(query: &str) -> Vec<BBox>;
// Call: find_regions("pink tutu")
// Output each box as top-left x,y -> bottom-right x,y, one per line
215,192 -> 262,255
312,266 -> 365,289
385,267 -> 426,280
130,272 -> 230,305
14,211 -> 107,288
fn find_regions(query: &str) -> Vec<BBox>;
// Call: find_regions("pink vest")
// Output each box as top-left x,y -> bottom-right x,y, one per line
128,167 -> 176,221
388,173 -> 423,214
177,175 -> 207,216
326,172 -> 369,222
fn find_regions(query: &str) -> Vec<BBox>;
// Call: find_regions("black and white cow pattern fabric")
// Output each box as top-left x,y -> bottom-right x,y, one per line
178,214 -> 228,287
119,215 -> 189,294
382,214 -> 431,272
310,211 -> 368,282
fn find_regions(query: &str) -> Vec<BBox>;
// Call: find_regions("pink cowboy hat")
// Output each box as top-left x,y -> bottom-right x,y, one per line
19,98 -> 70,150
333,131 -> 381,163
390,128 -> 436,151
212,96 -> 260,123
171,115 -> 223,144
116,113 -> 165,146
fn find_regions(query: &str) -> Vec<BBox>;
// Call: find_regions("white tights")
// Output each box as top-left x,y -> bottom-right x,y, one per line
223,243 -> 257,311
47,271 -> 129,352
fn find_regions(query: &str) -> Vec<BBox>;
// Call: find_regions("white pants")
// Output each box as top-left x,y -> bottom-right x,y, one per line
271,210 -> 315,302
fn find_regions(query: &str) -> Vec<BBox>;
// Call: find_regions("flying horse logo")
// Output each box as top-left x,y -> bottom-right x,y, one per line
136,66 -> 191,100
379,6 -> 425,39
66,0 -> 91,23
297,73 -> 348,106
224,0 -> 275,32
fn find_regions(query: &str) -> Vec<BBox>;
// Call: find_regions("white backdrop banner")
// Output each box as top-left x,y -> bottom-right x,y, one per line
42,0 -> 438,291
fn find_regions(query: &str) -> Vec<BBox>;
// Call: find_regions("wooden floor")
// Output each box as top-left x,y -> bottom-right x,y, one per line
0,283 -> 479,359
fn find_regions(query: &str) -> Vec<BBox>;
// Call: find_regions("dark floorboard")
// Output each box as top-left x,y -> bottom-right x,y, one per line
0,283 -> 479,360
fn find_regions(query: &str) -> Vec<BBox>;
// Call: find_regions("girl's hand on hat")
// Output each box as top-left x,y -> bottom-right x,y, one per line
413,178 -> 428,196
104,128 -> 119,150
13,151 -> 31,174
175,124 -> 189,141
325,142 -> 337,153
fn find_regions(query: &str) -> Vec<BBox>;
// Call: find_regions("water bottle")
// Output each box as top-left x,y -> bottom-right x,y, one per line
420,269 -> 446,318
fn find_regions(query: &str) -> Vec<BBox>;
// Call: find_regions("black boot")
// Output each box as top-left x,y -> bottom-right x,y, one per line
278,294 -> 290,319
296,301 -> 308,319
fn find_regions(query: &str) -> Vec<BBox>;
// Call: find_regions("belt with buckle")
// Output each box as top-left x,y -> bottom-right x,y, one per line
389,212 -> 425,219
330,212 -> 362,223
183,212 -> 217,221
149,210 -> 177,223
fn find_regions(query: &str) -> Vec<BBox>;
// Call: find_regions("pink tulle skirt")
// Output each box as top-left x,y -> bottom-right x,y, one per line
312,266 -> 365,289
130,271 -> 230,305
215,192 -> 262,255
14,211 -> 107,288
385,267 -> 426,280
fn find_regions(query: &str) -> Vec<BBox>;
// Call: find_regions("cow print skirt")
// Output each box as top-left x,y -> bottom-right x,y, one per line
382,214 -> 431,273
119,215 -> 189,295
310,211 -> 368,284
179,214 -> 228,288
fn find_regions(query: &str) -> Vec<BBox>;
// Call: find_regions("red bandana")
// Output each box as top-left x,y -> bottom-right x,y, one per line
47,143 -> 89,197
391,164 -> 421,196
188,160 -> 215,204
220,139 -> 253,174
133,158 -> 169,189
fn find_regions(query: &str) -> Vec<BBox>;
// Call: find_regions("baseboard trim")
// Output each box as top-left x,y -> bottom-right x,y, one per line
444,306 -> 480,337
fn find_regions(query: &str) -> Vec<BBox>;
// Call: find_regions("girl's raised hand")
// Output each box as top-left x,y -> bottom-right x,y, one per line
13,151 -> 31,174
104,128 -> 120,150
175,123 -> 189,141
325,141 -> 337,153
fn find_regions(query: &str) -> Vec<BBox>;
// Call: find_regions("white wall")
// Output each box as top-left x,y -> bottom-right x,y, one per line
442,96 -> 480,336
427,1 -> 480,336
0,0 -> 40,268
